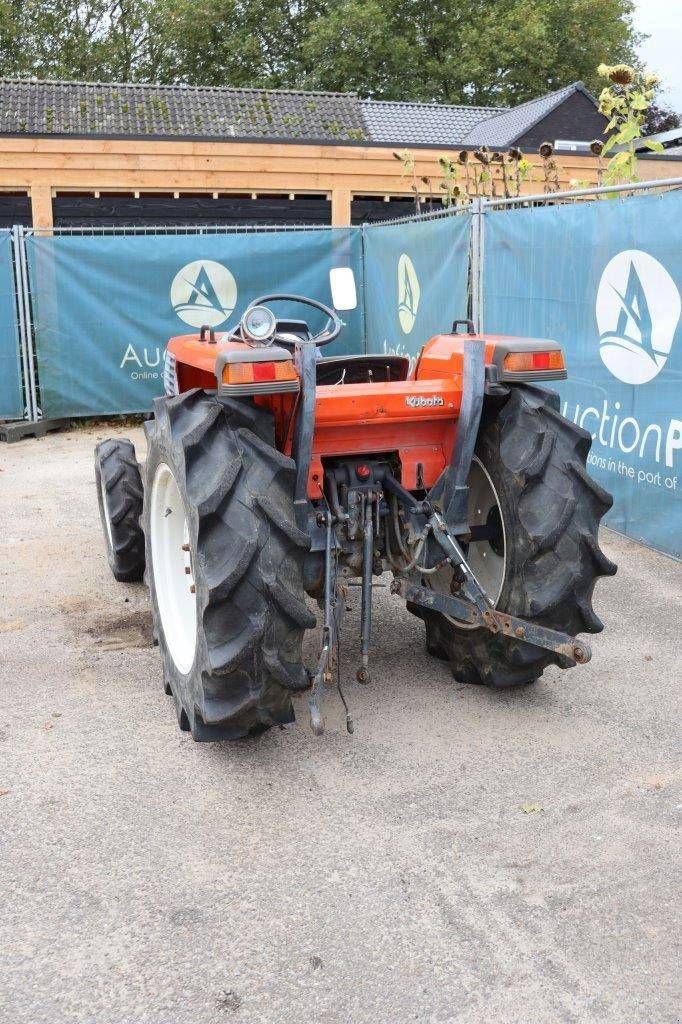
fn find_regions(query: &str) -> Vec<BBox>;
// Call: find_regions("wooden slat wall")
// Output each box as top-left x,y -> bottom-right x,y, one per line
0,136 -> 679,228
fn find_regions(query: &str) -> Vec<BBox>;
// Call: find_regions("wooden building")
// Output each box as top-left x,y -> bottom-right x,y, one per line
0,78 -> 679,230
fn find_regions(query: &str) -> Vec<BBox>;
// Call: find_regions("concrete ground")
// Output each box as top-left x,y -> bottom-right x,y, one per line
0,423 -> 679,1024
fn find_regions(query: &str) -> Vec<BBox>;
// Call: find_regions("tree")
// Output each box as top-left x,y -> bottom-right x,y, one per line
644,103 -> 681,135
0,1 -> 153,80
142,0 -> 315,87
299,0 -> 640,104
0,0 -> 643,108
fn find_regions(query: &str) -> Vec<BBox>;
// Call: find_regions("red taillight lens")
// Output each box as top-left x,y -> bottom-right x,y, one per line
252,361 -> 276,382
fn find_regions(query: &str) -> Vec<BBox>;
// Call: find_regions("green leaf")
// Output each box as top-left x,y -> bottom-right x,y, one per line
643,139 -> 665,153
600,136 -> 617,155
614,121 -> 640,144
609,150 -> 632,168
520,803 -> 542,814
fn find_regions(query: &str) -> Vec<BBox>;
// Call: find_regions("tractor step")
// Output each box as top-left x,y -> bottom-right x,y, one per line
405,584 -> 591,667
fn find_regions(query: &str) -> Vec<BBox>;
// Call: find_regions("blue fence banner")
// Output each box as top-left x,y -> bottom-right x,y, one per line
483,191 -> 682,558
27,228 -> 364,418
363,211 -> 471,362
0,231 -> 23,420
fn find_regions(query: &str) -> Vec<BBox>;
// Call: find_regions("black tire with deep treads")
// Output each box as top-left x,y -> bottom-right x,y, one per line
95,438 -> 145,582
410,384 -> 617,688
142,389 -> 316,741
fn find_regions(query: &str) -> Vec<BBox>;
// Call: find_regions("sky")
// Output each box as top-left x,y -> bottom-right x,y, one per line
633,0 -> 682,115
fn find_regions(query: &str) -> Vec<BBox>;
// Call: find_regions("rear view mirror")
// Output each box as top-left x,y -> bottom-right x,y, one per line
329,267 -> 357,311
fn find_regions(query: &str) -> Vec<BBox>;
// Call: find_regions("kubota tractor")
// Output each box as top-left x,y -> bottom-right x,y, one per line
95,281 -> 616,741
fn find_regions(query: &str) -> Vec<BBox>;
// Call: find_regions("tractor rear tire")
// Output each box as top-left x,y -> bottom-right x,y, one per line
141,389 -> 315,741
411,384 -> 617,688
95,438 -> 145,583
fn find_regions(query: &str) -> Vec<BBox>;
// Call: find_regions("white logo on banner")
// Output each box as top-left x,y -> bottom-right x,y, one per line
397,253 -> 420,334
596,249 -> 680,385
170,260 -> 237,328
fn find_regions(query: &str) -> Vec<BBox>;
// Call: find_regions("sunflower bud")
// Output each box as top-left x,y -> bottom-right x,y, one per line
590,139 -> 604,156
539,142 -> 553,158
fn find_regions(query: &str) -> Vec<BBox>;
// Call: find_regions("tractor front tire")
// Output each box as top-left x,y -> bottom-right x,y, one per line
95,438 -> 145,583
141,390 -> 315,741
412,384 -> 617,688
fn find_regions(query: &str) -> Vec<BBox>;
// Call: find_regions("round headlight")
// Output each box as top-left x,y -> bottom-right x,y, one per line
241,305 -> 277,345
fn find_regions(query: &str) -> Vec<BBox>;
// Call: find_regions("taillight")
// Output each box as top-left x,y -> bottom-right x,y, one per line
221,359 -> 299,389
503,350 -> 565,374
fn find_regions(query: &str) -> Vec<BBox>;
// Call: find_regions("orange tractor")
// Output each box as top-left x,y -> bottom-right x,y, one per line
95,286 -> 616,741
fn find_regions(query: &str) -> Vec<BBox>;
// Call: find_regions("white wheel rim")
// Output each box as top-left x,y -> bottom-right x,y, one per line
429,456 -> 507,626
100,474 -> 114,549
150,462 -> 197,674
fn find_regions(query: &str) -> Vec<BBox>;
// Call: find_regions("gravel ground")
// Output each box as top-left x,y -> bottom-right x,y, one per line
0,423 -> 680,1024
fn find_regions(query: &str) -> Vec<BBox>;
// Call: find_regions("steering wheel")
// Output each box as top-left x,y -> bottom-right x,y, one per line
243,293 -> 342,347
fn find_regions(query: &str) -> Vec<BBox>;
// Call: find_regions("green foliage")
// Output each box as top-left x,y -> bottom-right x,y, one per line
397,145 -> 536,203
0,0 -> 640,107
597,63 -> 664,184
0,2 -> 151,80
394,149 -> 421,212
299,0 -> 639,104
437,157 -> 463,207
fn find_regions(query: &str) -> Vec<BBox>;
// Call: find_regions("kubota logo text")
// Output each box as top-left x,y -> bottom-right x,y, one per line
398,253 -> 420,334
405,395 -> 444,408
171,259 -> 238,328
596,249 -> 680,385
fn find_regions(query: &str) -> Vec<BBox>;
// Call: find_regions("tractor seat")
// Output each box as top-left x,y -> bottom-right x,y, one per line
315,354 -> 410,386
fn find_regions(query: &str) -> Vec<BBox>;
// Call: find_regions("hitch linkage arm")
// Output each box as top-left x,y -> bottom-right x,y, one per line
406,583 -> 591,667
308,510 -> 335,736
388,492 -> 592,670
308,510 -> 354,737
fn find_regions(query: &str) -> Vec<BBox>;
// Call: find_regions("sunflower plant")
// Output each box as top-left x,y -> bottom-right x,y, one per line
597,63 -> 665,184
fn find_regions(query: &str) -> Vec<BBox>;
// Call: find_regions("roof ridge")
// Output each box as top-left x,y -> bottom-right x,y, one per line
491,80 -> 583,115
0,77 -> 359,99
361,98 -> 506,112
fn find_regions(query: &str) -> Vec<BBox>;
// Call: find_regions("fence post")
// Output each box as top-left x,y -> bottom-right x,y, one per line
470,197 -> 485,333
14,226 -> 39,421
11,225 -> 34,421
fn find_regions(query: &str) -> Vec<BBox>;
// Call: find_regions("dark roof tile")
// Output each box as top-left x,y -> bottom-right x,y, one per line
360,98 -> 505,145
0,78 -> 601,148
460,82 -> 597,146
0,78 -> 368,141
